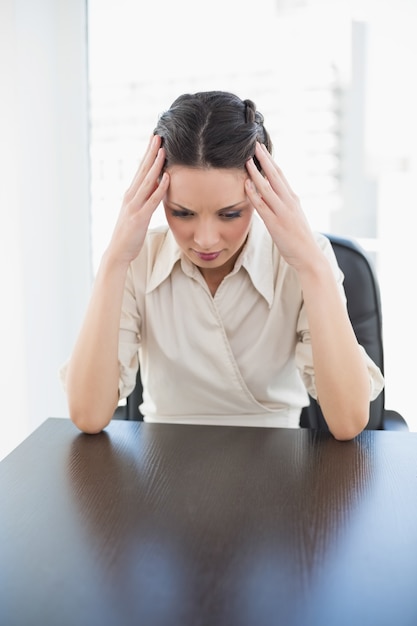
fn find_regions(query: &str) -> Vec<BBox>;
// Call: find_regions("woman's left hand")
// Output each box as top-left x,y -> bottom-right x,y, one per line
245,142 -> 321,272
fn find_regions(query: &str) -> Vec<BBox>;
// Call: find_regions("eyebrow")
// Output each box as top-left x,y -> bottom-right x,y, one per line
168,200 -> 247,212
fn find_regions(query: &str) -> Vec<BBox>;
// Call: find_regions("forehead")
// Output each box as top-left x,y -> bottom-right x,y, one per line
166,166 -> 248,210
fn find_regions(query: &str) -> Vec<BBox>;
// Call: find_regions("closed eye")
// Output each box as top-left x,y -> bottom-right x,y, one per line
219,210 -> 242,220
170,209 -> 195,218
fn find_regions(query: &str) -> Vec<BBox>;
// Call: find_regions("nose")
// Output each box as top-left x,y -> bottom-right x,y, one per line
193,219 -> 221,250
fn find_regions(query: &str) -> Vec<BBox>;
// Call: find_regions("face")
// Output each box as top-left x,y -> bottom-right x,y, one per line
164,166 -> 254,281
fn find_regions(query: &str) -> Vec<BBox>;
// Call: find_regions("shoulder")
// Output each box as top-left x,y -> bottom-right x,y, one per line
313,232 -> 344,282
314,231 -> 332,248
313,231 -> 339,261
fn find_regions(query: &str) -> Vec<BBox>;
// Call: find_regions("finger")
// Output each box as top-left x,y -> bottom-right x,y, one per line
245,178 -> 281,232
136,171 -> 170,221
128,152 -> 169,219
253,143 -> 296,200
125,146 -> 166,214
245,176 -> 271,212
246,157 -> 282,212
129,134 -> 161,192
125,135 -> 162,199
257,143 -> 289,181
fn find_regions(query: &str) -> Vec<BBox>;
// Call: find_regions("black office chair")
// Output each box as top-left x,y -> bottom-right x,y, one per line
300,233 -> 407,431
115,233 -> 407,431
113,370 -> 144,421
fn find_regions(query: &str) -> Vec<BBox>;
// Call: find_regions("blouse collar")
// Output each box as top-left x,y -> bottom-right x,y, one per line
146,216 -> 275,307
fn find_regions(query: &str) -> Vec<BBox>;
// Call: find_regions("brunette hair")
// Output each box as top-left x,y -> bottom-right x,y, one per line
154,91 -> 272,173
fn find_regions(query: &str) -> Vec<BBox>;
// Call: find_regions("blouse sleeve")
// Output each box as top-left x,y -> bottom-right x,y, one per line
118,264 -> 142,400
294,234 -> 385,402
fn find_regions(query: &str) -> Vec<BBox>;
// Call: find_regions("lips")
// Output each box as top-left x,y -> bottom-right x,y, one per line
193,250 -> 221,261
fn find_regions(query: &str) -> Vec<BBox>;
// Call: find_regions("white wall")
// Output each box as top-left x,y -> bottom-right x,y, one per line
0,0 -> 92,459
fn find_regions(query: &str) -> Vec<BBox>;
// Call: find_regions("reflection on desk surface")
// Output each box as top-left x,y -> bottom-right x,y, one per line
1,418 -> 417,626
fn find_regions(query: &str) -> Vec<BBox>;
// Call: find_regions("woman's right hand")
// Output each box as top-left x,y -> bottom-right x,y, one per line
107,134 -> 169,265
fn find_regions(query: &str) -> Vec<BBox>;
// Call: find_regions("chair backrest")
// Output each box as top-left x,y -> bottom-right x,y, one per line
124,369 -> 144,421
300,233 -> 385,430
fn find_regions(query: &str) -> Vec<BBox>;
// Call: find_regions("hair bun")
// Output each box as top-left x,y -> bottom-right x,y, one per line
243,99 -> 256,124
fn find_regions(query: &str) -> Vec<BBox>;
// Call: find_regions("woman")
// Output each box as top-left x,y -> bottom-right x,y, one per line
63,91 -> 383,440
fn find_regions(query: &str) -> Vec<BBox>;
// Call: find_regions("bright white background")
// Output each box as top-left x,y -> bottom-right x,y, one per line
0,0 -> 91,459
0,0 -> 416,459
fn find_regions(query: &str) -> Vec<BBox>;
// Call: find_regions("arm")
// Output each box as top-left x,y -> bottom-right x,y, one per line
245,143 -> 370,440
65,135 -> 169,434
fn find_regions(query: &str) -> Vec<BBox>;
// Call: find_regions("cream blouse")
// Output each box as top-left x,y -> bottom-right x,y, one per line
117,216 -> 384,428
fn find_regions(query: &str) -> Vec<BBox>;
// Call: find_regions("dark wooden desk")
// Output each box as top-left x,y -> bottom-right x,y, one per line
1,418 -> 417,626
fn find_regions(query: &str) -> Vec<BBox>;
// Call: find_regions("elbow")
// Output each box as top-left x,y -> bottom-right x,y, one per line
65,377 -> 119,435
68,401 -> 114,435
329,409 -> 369,441
70,413 -> 108,435
72,419 -> 107,436
332,428 -> 363,442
